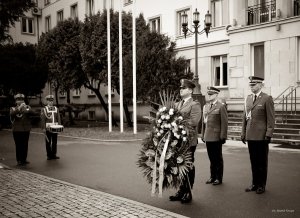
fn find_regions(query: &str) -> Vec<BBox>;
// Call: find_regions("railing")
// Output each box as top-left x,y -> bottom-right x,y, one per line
295,0 -> 300,16
247,0 -> 276,25
275,85 -> 299,123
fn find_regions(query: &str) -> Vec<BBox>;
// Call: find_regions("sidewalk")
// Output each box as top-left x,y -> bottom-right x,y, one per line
0,164 -> 187,218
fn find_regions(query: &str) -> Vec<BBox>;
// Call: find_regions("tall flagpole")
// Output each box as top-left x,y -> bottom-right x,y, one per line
132,0 -> 137,134
119,0 -> 124,133
107,0 -> 112,132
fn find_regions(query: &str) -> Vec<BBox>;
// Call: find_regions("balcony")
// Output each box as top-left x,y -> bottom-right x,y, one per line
247,0 -> 276,25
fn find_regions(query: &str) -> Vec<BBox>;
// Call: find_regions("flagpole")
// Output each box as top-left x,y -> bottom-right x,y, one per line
119,0 -> 124,133
107,1 -> 112,132
132,0 -> 137,134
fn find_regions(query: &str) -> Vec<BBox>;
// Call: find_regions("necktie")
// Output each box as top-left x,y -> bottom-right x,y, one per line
210,103 -> 213,109
253,95 -> 257,103
179,100 -> 184,109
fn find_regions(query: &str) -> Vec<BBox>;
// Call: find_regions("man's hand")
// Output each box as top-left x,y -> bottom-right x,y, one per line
265,136 -> 271,143
241,136 -> 246,144
220,139 -> 226,144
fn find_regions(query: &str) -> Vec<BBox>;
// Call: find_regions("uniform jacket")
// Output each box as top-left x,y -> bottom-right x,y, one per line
40,106 -> 61,130
175,98 -> 202,146
10,106 -> 34,132
201,101 -> 228,142
241,92 -> 275,140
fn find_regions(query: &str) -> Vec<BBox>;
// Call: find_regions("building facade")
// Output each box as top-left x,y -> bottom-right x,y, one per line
8,0 -> 300,117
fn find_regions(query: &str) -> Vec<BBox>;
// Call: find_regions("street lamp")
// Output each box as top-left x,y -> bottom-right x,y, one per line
182,9 -> 212,94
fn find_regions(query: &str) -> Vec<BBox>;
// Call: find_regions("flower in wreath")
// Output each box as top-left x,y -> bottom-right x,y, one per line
137,90 -> 196,197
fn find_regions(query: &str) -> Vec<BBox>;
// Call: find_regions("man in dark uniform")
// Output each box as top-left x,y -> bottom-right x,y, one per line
10,93 -> 34,166
201,87 -> 228,185
169,79 -> 202,203
40,95 -> 62,160
241,76 -> 275,194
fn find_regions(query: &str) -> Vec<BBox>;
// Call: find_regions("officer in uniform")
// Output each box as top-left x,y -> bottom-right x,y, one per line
201,87 -> 228,185
41,95 -> 61,160
169,79 -> 202,204
241,76 -> 275,194
10,93 -> 34,166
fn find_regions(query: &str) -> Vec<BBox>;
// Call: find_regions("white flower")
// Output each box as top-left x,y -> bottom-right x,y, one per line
183,137 -> 187,141
156,111 -> 160,115
162,106 -> 167,111
171,122 -> 176,127
174,133 -> 180,139
179,125 -> 183,129
159,108 -> 163,112
161,115 -> 165,120
157,119 -> 162,123
160,129 -> 164,133
182,130 -> 186,135
157,132 -> 161,136
169,109 -> 174,115
178,116 -> 183,120
165,115 -> 170,120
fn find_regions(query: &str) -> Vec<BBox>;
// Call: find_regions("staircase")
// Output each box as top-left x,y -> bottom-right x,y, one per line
227,85 -> 300,145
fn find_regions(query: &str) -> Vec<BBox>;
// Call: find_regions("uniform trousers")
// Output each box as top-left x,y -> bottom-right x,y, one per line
13,131 -> 30,163
180,145 -> 197,193
206,141 -> 223,181
45,131 -> 58,158
247,140 -> 269,187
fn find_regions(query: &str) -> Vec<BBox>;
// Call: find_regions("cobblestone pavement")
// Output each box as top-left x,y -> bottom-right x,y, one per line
0,165 -> 187,218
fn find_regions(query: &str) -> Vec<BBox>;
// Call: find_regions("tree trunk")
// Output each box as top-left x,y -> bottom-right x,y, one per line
123,102 -> 133,127
94,89 -> 118,127
66,90 -> 74,126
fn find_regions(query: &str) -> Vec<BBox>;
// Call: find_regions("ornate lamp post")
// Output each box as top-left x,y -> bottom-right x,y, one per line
182,9 -> 212,94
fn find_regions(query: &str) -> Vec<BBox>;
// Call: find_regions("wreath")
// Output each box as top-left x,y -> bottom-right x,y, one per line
137,91 -> 195,197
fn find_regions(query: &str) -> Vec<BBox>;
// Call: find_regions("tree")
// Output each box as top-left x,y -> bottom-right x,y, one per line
36,18 -> 85,125
80,10 -> 192,126
0,0 -> 35,43
0,42 -> 48,98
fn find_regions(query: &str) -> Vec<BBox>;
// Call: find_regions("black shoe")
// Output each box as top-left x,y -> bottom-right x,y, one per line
206,178 -> 214,184
212,179 -> 222,185
256,186 -> 265,194
17,161 -> 24,166
169,190 -> 184,201
52,156 -> 60,159
47,157 -> 53,160
23,161 -> 30,165
181,192 -> 192,204
245,185 -> 258,192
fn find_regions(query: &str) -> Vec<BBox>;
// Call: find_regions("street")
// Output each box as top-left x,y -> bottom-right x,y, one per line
1,130 -> 300,218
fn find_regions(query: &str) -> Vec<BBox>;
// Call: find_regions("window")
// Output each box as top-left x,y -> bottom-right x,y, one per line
88,79 -> 97,96
73,89 -> 80,97
104,0 -> 114,9
21,18 -> 34,34
149,16 -> 161,33
59,90 -> 66,98
44,0 -> 50,6
57,10 -> 64,23
124,0 -> 133,5
294,0 -> 300,16
71,4 -> 78,19
211,0 -> 229,27
247,0 -> 276,25
45,16 -> 51,32
176,8 -> 190,36
253,44 -> 265,79
86,0 -> 94,17
212,55 -> 228,87
184,59 -> 191,75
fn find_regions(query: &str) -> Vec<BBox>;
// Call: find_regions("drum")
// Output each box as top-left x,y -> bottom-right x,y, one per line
49,124 -> 64,133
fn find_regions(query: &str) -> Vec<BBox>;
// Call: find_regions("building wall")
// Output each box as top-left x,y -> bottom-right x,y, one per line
7,0 -> 300,114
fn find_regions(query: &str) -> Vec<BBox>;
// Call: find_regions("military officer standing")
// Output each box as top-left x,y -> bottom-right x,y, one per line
241,76 -> 275,194
169,79 -> 202,204
40,95 -> 62,160
10,93 -> 34,166
201,87 -> 228,185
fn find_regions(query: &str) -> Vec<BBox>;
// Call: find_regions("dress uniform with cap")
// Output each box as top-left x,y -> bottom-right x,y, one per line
169,79 -> 202,203
201,87 -> 228,185
241,76 -> 275,194
40,95 -> 61,160
10,93 -> 34,166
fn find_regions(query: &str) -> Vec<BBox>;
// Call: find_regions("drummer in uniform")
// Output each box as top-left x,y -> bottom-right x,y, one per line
41,95 -> 61,160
